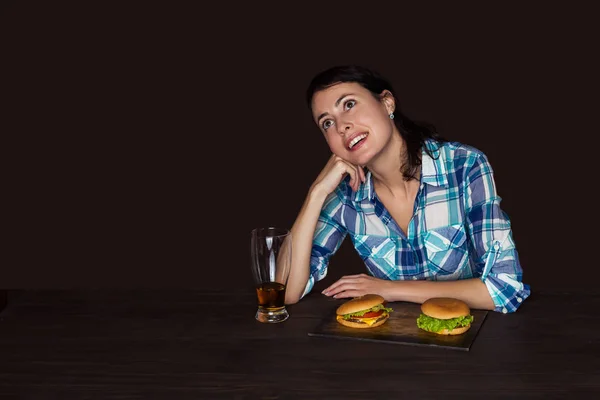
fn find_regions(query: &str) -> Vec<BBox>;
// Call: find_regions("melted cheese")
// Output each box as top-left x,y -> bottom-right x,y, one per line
338,313 -> 387,326
360,317 -> 382,326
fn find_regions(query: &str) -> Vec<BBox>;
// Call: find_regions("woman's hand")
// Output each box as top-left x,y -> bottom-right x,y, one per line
321,273 -> 392,300
311,154 -> 366,195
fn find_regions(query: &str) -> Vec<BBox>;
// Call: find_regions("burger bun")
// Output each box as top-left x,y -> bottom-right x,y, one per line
421,297 -> 471,320
336,294 -> 385,316
419,297 -> 472,335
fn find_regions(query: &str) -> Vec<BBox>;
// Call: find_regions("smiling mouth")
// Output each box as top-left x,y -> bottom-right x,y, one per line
348,133 -> 368,149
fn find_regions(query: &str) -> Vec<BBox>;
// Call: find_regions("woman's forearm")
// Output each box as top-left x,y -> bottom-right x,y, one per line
285,186 -> 329,304
383,278 -> 496,311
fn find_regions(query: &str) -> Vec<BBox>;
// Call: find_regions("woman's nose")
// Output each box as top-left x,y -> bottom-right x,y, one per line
338,122 -> 351,134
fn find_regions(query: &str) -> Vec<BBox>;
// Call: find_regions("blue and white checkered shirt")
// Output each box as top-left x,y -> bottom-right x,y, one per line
302,139 -> 530,313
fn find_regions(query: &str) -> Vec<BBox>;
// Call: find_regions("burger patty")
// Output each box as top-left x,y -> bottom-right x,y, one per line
345,315 -> 388,324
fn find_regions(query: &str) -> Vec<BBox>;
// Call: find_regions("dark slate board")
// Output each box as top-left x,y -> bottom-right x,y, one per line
308,301 -> 488,351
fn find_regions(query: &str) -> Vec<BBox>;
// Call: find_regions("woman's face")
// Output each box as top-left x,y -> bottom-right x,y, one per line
311,82 -> 395,166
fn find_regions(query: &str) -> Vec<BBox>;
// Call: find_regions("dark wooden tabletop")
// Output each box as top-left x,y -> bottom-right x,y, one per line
0,289 -> 598,399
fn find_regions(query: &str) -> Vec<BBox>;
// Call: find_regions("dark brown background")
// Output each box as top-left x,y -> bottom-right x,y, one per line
2,2 -> 597,293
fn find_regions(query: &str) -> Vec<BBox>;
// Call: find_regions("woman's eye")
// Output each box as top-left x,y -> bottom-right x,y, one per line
344,100 -> 356,110
322,120 -> 333,130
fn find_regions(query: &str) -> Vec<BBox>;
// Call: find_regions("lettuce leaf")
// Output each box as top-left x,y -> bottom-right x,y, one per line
416,314 -> 474,332
342,304 -> 393,320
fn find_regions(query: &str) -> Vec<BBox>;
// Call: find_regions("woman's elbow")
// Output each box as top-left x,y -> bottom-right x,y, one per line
285,293 -> 301,305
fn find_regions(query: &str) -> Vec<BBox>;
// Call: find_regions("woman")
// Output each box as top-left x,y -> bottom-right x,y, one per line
285,65 -> 530,313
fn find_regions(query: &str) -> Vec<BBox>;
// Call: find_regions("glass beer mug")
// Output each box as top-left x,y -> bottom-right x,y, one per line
250,227 -> 292,323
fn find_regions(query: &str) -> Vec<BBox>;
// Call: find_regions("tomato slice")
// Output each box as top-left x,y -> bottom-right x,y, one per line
358,310 -> 383,319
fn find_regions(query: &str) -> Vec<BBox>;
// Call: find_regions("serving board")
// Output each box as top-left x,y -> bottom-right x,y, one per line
308,301 -> 488,351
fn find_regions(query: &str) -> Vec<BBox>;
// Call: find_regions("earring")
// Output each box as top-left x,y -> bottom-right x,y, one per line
389,112 -> 395,120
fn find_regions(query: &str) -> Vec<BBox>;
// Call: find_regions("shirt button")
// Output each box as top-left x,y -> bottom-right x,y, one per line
517,297 -> 522,303
493,242 -> 501,251
502,307 -> 508,314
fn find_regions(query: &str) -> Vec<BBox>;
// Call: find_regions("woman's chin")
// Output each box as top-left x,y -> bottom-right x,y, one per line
352,151 -> 375,167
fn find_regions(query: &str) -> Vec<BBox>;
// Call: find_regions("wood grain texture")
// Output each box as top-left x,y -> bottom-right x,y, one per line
0,290 -> 598,399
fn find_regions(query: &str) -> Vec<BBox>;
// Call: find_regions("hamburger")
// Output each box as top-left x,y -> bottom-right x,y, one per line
336,294 -> 393,328
416,297 -> 474,335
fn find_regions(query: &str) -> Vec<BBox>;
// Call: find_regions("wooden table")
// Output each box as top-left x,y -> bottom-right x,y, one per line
0,291 -> 6,314
0,289 -> 598,398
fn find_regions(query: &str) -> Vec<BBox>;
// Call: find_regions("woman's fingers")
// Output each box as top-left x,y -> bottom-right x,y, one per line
317,154 -> 365,194
333,159 -> 359,191
340,160 -> 363,191
322,274 -> 364,296
343,161 -> 365,191
331,290 -> 362,299
324,282 -> 357,297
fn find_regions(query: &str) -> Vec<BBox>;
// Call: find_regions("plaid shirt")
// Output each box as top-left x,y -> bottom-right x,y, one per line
303,139 -> 530,313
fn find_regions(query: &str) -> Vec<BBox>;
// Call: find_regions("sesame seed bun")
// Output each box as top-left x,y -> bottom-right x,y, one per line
336,294 -> 385,315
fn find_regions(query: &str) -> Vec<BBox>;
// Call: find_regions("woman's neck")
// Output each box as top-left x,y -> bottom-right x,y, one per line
368,133 -> 420,196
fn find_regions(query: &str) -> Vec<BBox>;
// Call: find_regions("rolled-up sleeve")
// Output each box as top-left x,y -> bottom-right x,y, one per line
300,192 -> 348,299
464,154 -> 531,313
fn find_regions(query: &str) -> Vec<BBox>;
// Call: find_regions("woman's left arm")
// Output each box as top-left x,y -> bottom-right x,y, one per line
387,278 -> 495,309
323,274 -> 495,310
459,151 -> 531,313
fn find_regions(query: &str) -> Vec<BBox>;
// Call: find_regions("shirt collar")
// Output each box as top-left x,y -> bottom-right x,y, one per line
353,169 -> 372,202
353,139 -> 448,203
420,139 -> 449,187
